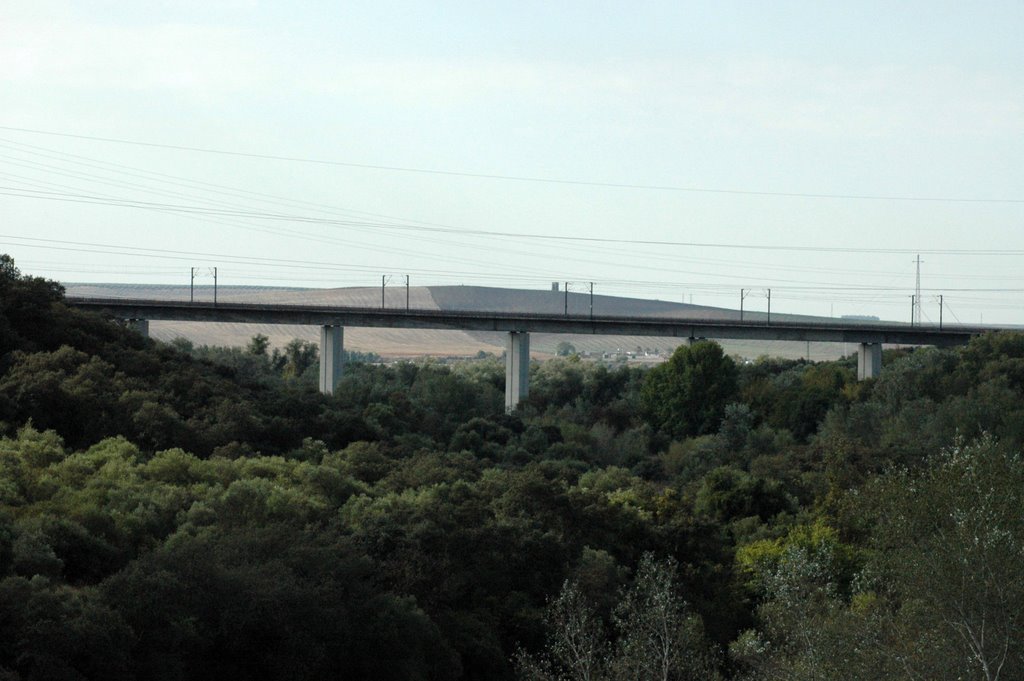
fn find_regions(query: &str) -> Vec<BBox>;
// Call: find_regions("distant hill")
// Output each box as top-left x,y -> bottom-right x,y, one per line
64,282 -> 859,361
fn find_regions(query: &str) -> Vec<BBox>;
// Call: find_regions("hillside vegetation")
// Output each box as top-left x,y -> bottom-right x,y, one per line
2,254 -> 1022,681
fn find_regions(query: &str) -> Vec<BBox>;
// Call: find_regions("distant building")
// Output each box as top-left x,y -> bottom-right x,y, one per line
841,314 -> 880,321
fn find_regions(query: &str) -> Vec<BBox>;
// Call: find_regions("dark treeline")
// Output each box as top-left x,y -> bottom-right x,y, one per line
1,254 -> 1022,680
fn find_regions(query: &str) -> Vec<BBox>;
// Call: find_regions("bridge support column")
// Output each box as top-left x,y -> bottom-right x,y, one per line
127,319 -> 149,338
857,342 -> 881,381
505,331 -> 530,412
319,325 -> 345,395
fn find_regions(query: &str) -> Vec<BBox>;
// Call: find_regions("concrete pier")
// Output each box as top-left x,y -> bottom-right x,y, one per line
319,325 -> 345,395
505,331 -> 530,412
857,342 -> 882,380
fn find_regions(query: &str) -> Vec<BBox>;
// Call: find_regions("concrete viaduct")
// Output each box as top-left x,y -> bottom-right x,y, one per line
66,297 -> 988,411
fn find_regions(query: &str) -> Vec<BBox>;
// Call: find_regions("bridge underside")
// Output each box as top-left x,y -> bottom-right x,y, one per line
94,297 -> 975,407
312,325 -> 532,409
306,327 -> 884,409
119,318 -> 898,407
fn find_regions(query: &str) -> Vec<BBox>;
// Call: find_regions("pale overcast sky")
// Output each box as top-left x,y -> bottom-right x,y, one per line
1,1 -> 1022,323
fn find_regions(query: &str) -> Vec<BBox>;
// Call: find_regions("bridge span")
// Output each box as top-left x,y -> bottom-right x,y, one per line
66,297 -> 990,411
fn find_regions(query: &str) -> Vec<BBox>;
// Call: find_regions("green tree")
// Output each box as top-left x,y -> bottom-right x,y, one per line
611,554 -> 719,681
517,555 -> 720,681
515,579 -> 607,681
272,338 -> 319,380
247,333 -> 271,356
860,436 -> 1024,681
0,254 -> 66,356
733,440 -> 1024,681
556,342 -> 578,357
0,576 -> 132,680
103,525 -> 461,681
640,342 -> 738,439
693,466 -> 792,526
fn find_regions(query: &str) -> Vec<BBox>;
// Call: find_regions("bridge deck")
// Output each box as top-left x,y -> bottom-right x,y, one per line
66,297 -> 988,346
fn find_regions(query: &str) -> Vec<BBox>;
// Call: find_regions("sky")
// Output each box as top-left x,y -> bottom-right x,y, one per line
1,0 -> 1022,323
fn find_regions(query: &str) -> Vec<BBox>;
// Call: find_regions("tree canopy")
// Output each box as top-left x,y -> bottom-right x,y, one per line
640,341 -> 738,439
2,255 -> 1024,680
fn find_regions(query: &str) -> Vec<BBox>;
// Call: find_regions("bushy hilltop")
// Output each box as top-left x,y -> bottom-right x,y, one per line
2,254 -> 1023,681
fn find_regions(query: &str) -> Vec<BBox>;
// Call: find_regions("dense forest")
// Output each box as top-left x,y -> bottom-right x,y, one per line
1,253 -> 1022,680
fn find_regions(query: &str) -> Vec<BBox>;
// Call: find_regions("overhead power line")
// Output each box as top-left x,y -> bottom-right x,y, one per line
4,185 -> 1024,256
0,125 -> 1021,204
7,137 -> 1024,283
0,139 -> 969,279
7,234 -> 1024,296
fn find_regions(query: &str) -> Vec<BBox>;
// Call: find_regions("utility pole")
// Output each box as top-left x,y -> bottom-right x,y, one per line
589,282 -> 594,320
766,288 -> 771,325
740,289 -> 746,321
939,294 -> 943,330
381,275 -> 386,309
913,254 -> 923,326
190,267 -> 217,303
406,275 -> 410,311
564,282 -> 569,316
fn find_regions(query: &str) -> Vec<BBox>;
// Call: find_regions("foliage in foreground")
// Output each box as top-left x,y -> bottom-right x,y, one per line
516,553 -> 720,681
2,255 -> 1024,680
